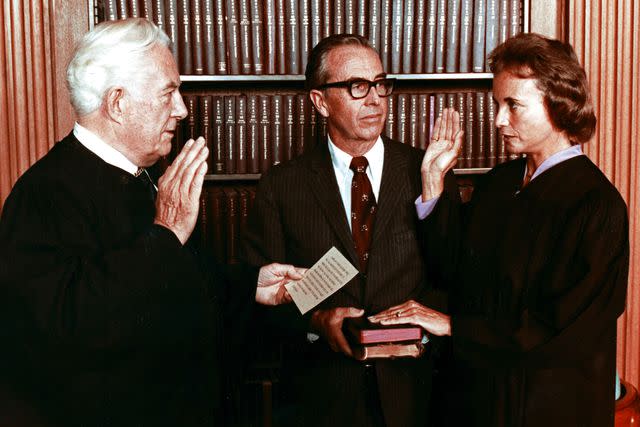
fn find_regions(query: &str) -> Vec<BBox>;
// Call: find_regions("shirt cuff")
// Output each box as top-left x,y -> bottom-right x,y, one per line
414,194 -> 440,220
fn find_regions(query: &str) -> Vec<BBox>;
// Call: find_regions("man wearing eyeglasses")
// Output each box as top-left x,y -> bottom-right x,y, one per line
242,34 -> 459,427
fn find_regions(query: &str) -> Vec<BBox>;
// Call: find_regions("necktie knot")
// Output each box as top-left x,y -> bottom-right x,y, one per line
350,156 -> 369,174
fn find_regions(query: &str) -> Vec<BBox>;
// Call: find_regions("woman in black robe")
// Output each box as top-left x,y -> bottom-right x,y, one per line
369,33 -> 629,427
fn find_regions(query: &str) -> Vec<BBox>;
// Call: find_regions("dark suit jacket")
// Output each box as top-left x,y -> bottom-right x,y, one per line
242,136 -> 458,427
0,133 -> 257,427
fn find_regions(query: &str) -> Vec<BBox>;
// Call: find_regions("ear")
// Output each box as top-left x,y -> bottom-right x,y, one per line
104,87 -> 126,124
309,89 -> 329,118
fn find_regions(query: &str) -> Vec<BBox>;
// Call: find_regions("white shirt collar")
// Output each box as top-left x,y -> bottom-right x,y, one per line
327,135 -> 385,183
73,122 -> 139,175
327,136 -> 385,230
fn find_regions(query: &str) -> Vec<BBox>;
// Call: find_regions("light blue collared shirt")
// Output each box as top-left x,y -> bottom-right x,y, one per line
415,145 -> 585,220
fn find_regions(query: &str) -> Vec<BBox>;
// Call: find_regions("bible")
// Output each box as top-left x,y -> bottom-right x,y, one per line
344,317 -> 427,361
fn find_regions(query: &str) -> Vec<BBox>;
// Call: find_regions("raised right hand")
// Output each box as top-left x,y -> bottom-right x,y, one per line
154,137 -> 208,244
310,307 -> 365,357
420,108 -> 464,201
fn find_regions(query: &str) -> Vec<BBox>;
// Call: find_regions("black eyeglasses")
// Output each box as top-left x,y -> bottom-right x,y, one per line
316,78 -> 396,99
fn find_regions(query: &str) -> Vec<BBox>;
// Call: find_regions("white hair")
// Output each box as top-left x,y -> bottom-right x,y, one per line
66,18 -> 171,116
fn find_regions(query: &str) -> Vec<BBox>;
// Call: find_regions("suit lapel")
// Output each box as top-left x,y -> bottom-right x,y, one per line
307,142 -> 360,268
371,139 -> 411,245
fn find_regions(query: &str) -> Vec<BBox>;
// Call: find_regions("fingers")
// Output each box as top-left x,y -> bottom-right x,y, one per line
267,263 -> 307,281
311,307 -> 364,357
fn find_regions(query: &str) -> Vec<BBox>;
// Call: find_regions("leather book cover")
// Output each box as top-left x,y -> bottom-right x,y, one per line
389,0 -> 403,74
199,95 -> 213,172
474,91 -> 486,168
344,317 -> 422,345
333,0 -> 345,34
459,0 -> 473,73
275,0 -> 286,74
445,0 -> 462,73
247,95 -> 260,173
396,94 -> 409,145
368,0 -> 381,53
472,0 -> 486,73
295,94 -> 307,156
224,96 -> 237,173
141,0 -> 153,20
178,0 -> 193,74
127,0 -> 140,17
283,95 -> 295,163
345,0 -> 356,34
484,0 -> 499,72
258,95 -> 272,172
509,0 -> 521,38
271,95 -> 283,167
264,0 -> 277,74
236,95 -> 247,173
299,0 -> 311,72
192,0 -> 205,74
356,0 -> 367,36
225,0 -> 241,74
384,94 -> 395,140
202,0 -> 216,74
486,90 -> 497,167
213,96 -> 225,173
153,0 -> 165,31
409,95 -> 418,148
238,0 -> 253,74
351,341 -> 425,361
417,94 -> 429,150
311,0 -> 322,48
464,92 -> 474,168
250,0 -> 265,74
434,0 -> 446,73
401,0 -> 414,73
285,0 -> 300,74
412,0 -> 426,73
214,0 -> 229,74
166,0 -> 180,68
424,0 -> 437,73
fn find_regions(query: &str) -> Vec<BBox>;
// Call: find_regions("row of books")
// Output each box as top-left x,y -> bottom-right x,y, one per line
196,185 -> 255,264
97,0 -> 523,75
175,90 -> 508,175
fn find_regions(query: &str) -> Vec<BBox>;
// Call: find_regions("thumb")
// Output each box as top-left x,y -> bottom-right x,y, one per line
345,307 -> 365,318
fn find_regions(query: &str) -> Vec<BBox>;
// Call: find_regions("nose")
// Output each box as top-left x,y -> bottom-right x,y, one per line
173,91 -> 188,120
364,85 -> 381,105
495,105 -> 508,129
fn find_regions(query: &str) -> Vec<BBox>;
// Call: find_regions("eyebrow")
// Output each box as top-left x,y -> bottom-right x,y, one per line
349,73 -> 388,81
161,80 -> 180,92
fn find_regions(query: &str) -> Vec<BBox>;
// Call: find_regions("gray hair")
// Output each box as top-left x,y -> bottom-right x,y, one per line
66,18 -> 171,116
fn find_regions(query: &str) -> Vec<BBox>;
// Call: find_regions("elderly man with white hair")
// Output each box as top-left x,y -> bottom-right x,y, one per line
0,18 -> 303,427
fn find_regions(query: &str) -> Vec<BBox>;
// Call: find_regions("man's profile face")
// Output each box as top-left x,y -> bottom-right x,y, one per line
317,45 -> 388,150
121,44 -> 187,167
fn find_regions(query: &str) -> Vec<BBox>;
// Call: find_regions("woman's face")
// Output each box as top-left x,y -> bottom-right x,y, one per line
493,71 -> 566,162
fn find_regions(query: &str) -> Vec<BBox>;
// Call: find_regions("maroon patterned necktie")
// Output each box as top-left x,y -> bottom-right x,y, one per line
350,156 -> 377,272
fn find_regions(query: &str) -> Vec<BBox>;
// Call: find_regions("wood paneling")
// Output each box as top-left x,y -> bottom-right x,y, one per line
569,0 -> 640,389
0,0 -> 87,210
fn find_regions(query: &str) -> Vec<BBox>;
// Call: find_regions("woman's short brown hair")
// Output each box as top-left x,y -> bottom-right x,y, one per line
488,33 -> 596,144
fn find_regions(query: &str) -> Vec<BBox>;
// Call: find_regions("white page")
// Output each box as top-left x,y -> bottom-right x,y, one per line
285,247 -> 359,315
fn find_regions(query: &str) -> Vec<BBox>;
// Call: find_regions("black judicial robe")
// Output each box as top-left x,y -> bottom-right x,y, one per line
0,133 -> 257,426
426,156 -> 629,427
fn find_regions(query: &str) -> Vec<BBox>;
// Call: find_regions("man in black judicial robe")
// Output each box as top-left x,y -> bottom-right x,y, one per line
0,18 -> 302,427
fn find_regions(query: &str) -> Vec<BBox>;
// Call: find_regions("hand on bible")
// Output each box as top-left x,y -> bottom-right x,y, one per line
420,108 -> 464,201
310,307 -> 365,357
256,263 -> 307,306
154,137 -> 208,245
368,300 -> 451,337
